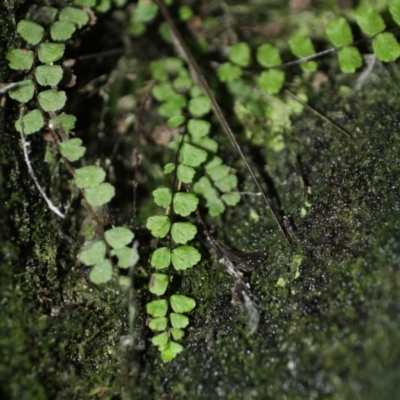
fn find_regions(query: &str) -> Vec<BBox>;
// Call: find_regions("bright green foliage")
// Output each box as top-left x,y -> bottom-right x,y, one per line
150,247 -> 171,270
338,46 -> 363,73
150,60 -> 169,81
170,313 -> 189,328
217,62 -> 242,83
146,216 -> 171,238
355,5 -> 385,36
38,43 -> 65,63
49,114 -> 76,134
35,65 -> 63,86
15,109 -> 44,134
111,247 -> 138,268
59,138 -> 86,161
153,187 -> 172,208
6,49 -> 34,70
389,0 -> 400,25
173,72 -> 192,92
372,32 -> 400,62
325,17 -> 353,47
188,119 -> 211,138
221,192 -> 241,206
160,341 -> 183,362
191,135 -> 218,154
164,163 -> 176,175
229,42 -> 251,67
180,143 -> 207,167
59,7 -> 89,28
177,164 -> 195,183
188,96 -> 212,117
152,332 -> 169,347
190,85 -> 203,98
152,82 -> 178,101
74,166 -> 105,188
149,317 -> 168,331
193,176 -> 225,216
167,115 -> 186,127
105,227 -> 134,249
9,80 -> 34,103
149,273 -> 169,295
214,174 -> 237,192
170,328 -> 185,340
146,299 -> 168,318
173,193 -> 199,217
170,294 -> 196,313
259,69 -> 285,94
171,245 -> 201,270
89,259 -> 113,284
179,5 -> 193,21
38,90 -> 67,112
288,36 -> 317,71
96,0 -> 112,13
79,240 -> 106,266
256,44 -> 282,67
84,183 -> 115,206
17,20 -> 44,45
171,222 -> 197,244
134,0 -> 158,22
51,21 -> 76,41
206,157 -> 229,181
74,0 -> 96,6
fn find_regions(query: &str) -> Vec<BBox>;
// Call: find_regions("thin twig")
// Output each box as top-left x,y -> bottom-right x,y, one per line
154,0 -> 290,245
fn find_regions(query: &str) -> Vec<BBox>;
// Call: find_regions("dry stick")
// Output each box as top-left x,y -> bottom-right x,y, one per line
284,89 -> 352,138
154,0 -> 290,245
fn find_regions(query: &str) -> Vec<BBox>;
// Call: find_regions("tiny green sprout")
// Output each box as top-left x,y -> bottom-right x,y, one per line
84,183 -> 115,206
171,222 -> 197,244
276,277 -> 286,287
171,245 -> 201,270
89,259 -> 113,284
74,166 -> 106,189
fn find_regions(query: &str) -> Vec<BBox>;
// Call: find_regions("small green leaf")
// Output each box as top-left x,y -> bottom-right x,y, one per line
49,114 -> 77,134
276,277 -> 286,287
38,90 -> 67,112
229,42 -> 251,67
325,17 -> 353,47
111,247 -> 139,268
170,313 -> 189,329
38,43 -> 65,63
338,46 -> 363,73
74,0 -> 96,6
171,222 -> 197,244
105,227 -> 134,249
206,159 -> 229,181
221,192 -> 241,206
79,240 -> 106,266
187,119 -> 211,138
147,216 -> 171,238
59,6 -> 89,28
8,80 -> 34,103
17,20 -> 44,45
173,193 -> 199,217
190,85 -> 203,98
167,115 -> 186,127
51,21 -> 76,41
355,4 -> 385,36
35,65 -> 63,86
150,59 -> 168,81
74,166 -> 106,189
159,101 -> 184,118
149,273 -> 169,295
171,245 -> 201,270
181,143 -> 207,167
118,276 -> 130,288
6,49 -> 34,71
188,96 -> 211,117
59,138 -> 86,162
217,62 -> 242,83
146,299 -> 168,318
288,36 -> 317,71
170,328 -> 185,341
84,183 -> 115,206
173,73 -> 192,92
177,164 -> 195,183
96,0 -> 112,13
89,259 -> 112,284
191,136 -> 218,154
152,332 -> 169,347
170,294 -> 196,313
150,247 -> 171,270
179,5 -> 193,21
259,69 -> 285,95
390,0 -> 400,25
152,82 -> 175,102
134,0 -> 158,22
15,109 -> 44,135
372,32 -> 400,62
214,174 -> 238,192
149,317 -> 168,331
164,163 -> 176,175
256,44 -> 282,67
160,341 -> 183,362
153,187 -> 172,208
